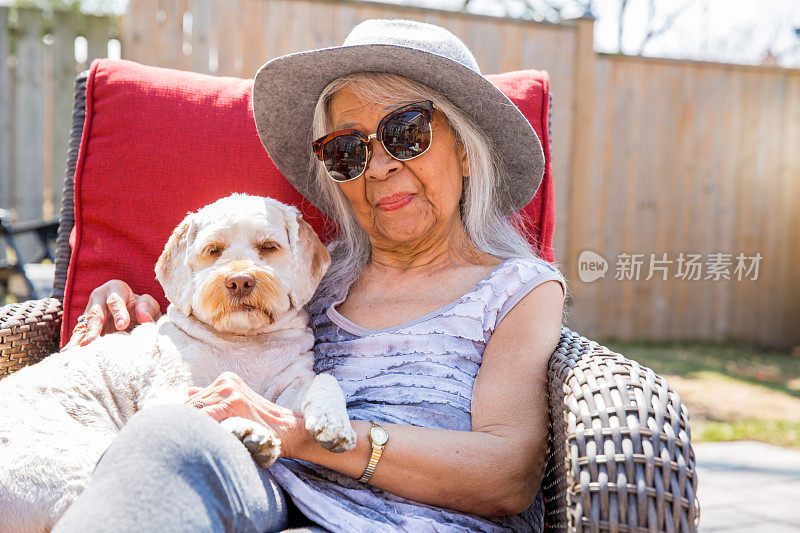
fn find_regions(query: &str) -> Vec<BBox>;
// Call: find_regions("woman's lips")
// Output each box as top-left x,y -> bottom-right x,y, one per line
376,193 -> 415,211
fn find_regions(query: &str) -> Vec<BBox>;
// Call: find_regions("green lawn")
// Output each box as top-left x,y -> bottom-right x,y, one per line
601,339 -> 800,449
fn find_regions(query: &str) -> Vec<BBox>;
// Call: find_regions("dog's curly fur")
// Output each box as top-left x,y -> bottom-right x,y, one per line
0,194 -> 356,532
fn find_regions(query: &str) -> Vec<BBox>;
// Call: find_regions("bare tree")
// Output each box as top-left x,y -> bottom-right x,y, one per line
607,0 -> 692,54
633,0 -> 693,54
456,0 -> 799,67
459,0 -> 691,55
461,0 -> 593,24
618,0 -> 628,53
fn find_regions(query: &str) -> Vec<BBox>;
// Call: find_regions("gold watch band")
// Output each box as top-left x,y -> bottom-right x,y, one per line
358,421 -> 387,483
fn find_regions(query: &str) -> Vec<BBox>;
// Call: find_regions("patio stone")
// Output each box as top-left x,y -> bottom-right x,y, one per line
695,441 -> 800,532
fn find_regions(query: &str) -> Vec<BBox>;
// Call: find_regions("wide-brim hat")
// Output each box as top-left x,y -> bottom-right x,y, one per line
252,18 -> 544,218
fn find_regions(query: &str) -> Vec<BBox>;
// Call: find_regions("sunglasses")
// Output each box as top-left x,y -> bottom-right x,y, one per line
311,100 -> 436,182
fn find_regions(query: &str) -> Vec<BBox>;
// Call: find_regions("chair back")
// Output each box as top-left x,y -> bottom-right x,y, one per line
57,59 -> 555,345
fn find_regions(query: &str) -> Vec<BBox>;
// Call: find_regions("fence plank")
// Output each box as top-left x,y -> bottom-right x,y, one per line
85,14 -> 111,66
735,71 -> 760,340
685,64 -> 713,340
648,62 -> 674,339
757,74 -> 782,342
546,25 -> 576,269
692,66 -> 713,340
782,76 -> 800,343
189,0 -> 210,74
564,15 -> 597,334
212,0 -> 232,75
615,58 -> 637,339
0,7 -> 11,209
120,0 -> 145,65
50,10 -> 80,216
716,69 -> 745,340
124,0 -> 161,67
163,0 -> 189,71
11,8 -> 45,263
13,9 -> 45,221
42,15 -> 53,219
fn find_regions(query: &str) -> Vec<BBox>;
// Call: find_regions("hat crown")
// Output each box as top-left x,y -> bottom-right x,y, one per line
342,19 -> 482,74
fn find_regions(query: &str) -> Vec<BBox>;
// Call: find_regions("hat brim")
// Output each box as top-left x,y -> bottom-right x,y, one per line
252,43 -> 544,218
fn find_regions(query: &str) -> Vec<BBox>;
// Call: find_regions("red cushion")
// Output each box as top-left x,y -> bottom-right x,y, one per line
61,59 -> 555,345
490,70 -> 556,267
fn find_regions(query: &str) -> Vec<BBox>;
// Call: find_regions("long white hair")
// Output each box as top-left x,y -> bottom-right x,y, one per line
309,72 -> 544,304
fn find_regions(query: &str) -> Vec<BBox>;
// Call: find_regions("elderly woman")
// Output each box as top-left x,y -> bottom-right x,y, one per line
55,19 -> 566,533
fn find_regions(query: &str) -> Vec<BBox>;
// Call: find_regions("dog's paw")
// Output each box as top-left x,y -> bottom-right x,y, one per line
301,373 -> 357,453
220,416 -> 282,467
304,409 -> 357,453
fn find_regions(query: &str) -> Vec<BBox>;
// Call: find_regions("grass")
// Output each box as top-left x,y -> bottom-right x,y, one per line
600,339 -> 800,449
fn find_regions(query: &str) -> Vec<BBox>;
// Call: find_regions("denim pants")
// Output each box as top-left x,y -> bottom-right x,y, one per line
53,404 -> 328,533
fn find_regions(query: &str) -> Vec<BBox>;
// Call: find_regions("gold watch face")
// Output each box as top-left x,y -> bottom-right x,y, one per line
370,425 -> 389,446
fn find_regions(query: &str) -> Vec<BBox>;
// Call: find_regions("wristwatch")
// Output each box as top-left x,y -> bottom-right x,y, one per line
357,421 -> 389,483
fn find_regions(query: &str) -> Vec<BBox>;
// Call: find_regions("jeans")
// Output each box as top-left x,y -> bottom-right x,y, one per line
53,404 -> 328,533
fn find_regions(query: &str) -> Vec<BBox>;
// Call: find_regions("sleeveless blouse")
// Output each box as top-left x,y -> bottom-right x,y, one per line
265,257 -> 566,532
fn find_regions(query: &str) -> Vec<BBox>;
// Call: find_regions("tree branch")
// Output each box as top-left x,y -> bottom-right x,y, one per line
635,0 -> 693,55
618,0 -> 629,53
537,0 -> 565,21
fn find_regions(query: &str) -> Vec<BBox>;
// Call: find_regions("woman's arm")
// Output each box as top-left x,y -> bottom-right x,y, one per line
192,279 -> 564,518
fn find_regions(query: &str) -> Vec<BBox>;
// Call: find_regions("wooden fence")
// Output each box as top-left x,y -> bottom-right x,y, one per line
568,53 -> 800,349
0,6 -> 116,224
2,0 -> 798,348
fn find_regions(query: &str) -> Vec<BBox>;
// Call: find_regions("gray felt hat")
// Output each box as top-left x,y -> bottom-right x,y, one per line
252,18 -> 544,217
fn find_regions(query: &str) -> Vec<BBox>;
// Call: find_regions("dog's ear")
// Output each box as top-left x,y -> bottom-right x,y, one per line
155,214 -> 197,316
285,208 -> 331,309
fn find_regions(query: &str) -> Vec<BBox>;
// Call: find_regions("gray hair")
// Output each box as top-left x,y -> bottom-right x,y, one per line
309,72 -> 543,304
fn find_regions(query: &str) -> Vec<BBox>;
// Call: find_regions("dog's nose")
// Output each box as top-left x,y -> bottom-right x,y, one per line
226,273 -> 256,297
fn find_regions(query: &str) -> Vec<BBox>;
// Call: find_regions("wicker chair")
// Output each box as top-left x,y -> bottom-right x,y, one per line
0,71 -> 700,532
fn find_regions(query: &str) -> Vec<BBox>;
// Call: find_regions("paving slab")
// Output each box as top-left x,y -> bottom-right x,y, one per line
694,441 -> 800,532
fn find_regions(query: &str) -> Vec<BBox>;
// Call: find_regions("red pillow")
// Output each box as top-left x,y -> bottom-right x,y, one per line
61,59 -> 555,345
490,70 -> 555,266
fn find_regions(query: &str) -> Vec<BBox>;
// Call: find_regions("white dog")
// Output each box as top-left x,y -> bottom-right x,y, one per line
0,193 -> 357,532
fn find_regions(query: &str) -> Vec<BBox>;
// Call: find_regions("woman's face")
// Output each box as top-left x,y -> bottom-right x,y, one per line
327,85 -> 468,249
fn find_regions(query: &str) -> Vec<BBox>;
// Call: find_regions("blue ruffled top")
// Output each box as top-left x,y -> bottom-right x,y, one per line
266,257 -> 566,532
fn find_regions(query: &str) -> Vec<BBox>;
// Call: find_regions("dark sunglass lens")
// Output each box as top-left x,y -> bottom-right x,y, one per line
382,110 -> 431,160
322,134 -> 368,181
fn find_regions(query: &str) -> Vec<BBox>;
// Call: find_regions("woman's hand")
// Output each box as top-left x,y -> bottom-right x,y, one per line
62,280 -> 161,351
185,371 -> 312,460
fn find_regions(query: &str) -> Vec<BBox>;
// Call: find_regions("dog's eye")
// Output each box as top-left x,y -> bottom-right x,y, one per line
258,241 -> 279,253
203,245 -> 223,257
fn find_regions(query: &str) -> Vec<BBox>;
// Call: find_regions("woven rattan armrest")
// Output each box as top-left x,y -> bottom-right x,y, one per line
544,326 -> 699,531
0,71 -> 85,379
0,298 -> 62,377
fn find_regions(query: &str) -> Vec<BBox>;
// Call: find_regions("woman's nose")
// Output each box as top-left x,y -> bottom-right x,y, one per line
364,138 -> 402,181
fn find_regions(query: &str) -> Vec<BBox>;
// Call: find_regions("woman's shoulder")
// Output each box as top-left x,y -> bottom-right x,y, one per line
474,255 -> 566,332
484,256 -> 565,291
